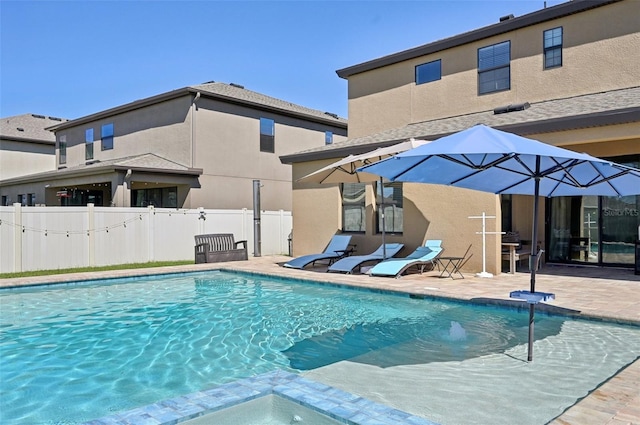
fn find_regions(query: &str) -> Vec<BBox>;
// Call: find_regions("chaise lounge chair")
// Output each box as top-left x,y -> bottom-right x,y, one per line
369,240 -> 443,278
327,243 -> 404,274
283,235 -> 353,269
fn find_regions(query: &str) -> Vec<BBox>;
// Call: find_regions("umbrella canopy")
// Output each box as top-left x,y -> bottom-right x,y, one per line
297,138 -> 430,184
298,138 -> 429,258
364,125 -> 640,197
359,124 -> 640,360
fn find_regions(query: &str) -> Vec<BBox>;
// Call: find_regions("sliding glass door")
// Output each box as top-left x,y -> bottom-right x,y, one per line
547,194 -> 639,267
547,196 -> 599,264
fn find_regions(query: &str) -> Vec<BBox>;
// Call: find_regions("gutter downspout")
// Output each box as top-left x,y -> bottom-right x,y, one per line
191,92 -> 201,167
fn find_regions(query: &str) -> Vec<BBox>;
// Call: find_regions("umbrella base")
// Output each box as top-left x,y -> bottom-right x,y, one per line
476,271 -> 493,278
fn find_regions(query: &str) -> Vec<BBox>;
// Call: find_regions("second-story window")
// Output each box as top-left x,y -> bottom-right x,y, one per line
325,131 -> 333,145
415,59 -> 441,85
85,128 -> 94,160
544,27 -> 563,69
101,123 -> 114,150
59,135 -> 67,165
478,41 -> 510,94
260,118 -> 275,153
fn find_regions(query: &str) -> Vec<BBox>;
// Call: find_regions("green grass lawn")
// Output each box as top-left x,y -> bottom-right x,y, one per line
0,261 -> 194,279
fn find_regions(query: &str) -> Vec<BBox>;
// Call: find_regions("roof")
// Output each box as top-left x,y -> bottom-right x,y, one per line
0,153 -> 202,186
192,82 -> 347,125
281,86 -> 640,163
47,82 -> 347,132
336,0 -> 621,79
0,114 -> 68,144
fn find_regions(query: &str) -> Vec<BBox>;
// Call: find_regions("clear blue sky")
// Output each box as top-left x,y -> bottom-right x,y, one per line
1,0 -> 566,120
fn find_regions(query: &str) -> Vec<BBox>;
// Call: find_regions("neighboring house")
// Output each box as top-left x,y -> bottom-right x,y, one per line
282,0 -> 640,273
0,82 -> 347,211
0,114 -> 68,205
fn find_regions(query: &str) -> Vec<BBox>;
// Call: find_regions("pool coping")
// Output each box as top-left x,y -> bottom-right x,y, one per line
83,370 -> 438,425
6,266 -> 636,328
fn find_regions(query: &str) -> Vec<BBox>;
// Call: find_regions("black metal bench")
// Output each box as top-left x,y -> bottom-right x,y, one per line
194,233 -> 248,263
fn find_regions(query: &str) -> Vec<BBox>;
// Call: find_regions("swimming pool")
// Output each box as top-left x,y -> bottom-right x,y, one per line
1,270 -> 639,424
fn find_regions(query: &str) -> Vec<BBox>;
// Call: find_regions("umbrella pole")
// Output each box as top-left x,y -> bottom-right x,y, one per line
380,176 -> 386,259
527,158 -> 541,362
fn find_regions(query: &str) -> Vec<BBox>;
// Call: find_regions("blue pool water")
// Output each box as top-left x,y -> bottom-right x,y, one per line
1,271 -> 639,425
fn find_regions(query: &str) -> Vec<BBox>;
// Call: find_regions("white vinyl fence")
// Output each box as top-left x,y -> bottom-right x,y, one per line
0,204 -> 292,273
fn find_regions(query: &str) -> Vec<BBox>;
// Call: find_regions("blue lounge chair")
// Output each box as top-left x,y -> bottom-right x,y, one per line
327,243 -> 404,274
369,240 -> 443,278
283,235 -> 353,269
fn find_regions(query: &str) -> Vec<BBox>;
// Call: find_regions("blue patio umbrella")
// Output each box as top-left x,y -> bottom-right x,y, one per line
359,124 -> 640,361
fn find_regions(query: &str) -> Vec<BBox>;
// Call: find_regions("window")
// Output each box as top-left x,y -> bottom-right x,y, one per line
415,60 -> 441,85
1,196 -> 7,206
27,194 -> 35,206
59,135 -> 67,164
341,183 -> 366,232
325,131 -> 333,145
18,194 -> 25,206
376,181 -> 403,233
544,27 -> 563,69
478,41 -> 510,94
101,123 -> 114,150
260,118 -> 275,153
501,194 -> 512,233
132,187 -> 178,208
85,128 -> 94,160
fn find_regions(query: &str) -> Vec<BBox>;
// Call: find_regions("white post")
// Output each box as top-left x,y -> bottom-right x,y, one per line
88,203 -> 95,267
148,205 -> 155,262
13,203 -> 22,273
468,212 -> 501,278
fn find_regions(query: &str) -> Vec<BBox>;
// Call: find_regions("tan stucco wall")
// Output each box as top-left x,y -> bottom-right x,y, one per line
189,97 -> 346,211
526,123 -> 640,154
56,97 -> 193,168
346,1 -> 640,137
291,160 -> 506,274
0,139 -> 55,180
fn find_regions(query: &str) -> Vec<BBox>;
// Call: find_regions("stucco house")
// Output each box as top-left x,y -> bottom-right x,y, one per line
281,0 -> 640,274
0,114 -> 69,205
0,82 -> 347,211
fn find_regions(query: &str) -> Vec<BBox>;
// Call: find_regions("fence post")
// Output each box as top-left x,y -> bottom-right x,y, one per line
279,209 -> 285,254
13,203 -> 22,273
242,208 -> 248,242
148,206 -> 155,262
88,203 -> 95,267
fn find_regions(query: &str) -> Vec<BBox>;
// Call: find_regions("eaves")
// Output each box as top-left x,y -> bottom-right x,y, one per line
0,136 -> 56,146
47,88 -> 347,133
0,164 -> 203,187
280,107 -> 640,164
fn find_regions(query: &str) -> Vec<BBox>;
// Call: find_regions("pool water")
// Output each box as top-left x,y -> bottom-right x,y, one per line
1,271 -> 639,424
